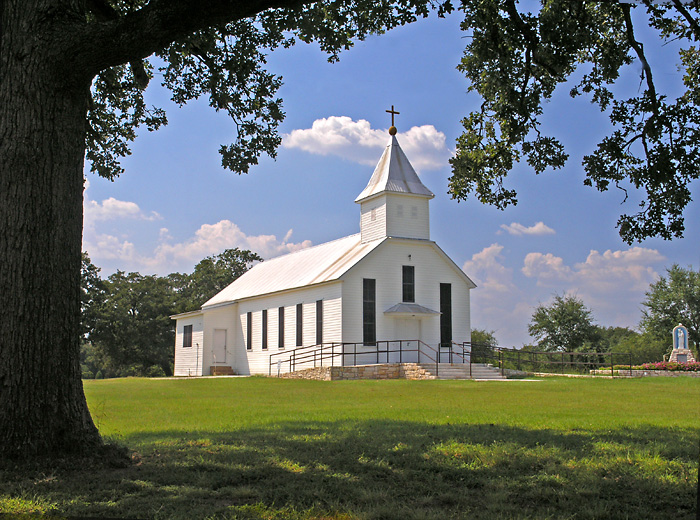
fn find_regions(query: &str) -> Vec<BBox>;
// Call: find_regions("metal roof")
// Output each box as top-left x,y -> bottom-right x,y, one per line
202,234 -> 385,308
355,135 -> 435,203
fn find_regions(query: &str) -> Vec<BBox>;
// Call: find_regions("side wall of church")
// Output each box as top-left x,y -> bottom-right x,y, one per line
173,314 -> 205,377
341,239 -> 472,349
233,282 -> 343,375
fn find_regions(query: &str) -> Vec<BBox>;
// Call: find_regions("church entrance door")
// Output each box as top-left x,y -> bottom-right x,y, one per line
213,329 -> 227,364
394,318 -> 421,363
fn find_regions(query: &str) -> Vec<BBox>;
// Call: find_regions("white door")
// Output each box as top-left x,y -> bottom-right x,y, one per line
393,319 -> 421,363
213,329 -> 227,364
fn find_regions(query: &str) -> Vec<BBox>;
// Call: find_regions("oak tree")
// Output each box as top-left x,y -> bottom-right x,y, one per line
0,0 -> 440,459
450,0 -> 700,243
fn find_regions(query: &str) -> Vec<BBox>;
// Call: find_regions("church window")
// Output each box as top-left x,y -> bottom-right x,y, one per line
411,206 -> 418,218
296,303 -> 303,346
246,312 -> 252,350
371,208 -> 376,221
316,300 -> 323,344
363,279 -> 376,346
262,309 -> 268,350
397,205 -> 404,217
183,325 -> 192,348
278,307 -> 285,348
402,265 -> 415,303
440,283 -> 452,347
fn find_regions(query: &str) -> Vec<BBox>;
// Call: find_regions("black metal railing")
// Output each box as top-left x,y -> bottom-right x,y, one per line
454,344 -> 633,377
269,341 -> 633,378
269,340 -> 442,377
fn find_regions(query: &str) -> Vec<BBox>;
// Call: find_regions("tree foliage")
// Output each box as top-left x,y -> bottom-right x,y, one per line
450,0 -> 700,243
471,328 -> 499,347
528,294 -> 597,352
640,264 -> 700,348
85,0 -> 445,180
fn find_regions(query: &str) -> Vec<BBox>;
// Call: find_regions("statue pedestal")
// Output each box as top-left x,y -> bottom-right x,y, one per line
669,348 -> 695,364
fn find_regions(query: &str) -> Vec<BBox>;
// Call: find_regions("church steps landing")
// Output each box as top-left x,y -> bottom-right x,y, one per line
418,363 -> 506,380
210,365 -> 235,376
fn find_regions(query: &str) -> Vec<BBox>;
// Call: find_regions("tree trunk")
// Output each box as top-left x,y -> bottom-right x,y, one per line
0,3 -> 103,458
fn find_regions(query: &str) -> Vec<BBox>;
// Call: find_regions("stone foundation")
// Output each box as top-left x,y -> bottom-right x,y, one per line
668,348 -> 696,363
277,363 -> 436,381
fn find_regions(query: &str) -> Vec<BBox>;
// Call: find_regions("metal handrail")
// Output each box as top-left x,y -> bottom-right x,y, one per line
268,339 -> 442,377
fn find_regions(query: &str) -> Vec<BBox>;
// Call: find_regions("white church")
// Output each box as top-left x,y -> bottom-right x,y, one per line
172,123 -> 476,376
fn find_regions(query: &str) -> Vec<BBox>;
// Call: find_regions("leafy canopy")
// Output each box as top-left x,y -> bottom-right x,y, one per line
450,0 -> 700,243
85,0 -> 449,180
528,294 -> 597,352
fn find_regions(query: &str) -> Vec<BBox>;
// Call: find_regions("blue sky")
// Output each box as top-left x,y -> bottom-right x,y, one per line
83,9 -> 698,347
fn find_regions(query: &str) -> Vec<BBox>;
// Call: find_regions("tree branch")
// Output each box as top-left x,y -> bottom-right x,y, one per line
76,0 -> 307,77
671,0 -> 700,41
621,3 -> 659,114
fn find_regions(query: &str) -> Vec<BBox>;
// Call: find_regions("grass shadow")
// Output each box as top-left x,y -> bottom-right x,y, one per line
1,421 -> 697,519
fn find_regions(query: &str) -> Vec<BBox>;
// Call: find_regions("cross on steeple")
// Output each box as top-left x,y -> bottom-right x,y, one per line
386,105 -> 400,135
386,105 -> 400,127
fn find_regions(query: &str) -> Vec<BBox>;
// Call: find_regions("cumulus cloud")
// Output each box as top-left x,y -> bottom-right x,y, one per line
462,244 -> 532,347
521,247 -> 666,328
282,116 -> 450,171
85,197 -> 162,222
463,243 -> 515,293
499,221 -> 555,236
84,219 -> 312,275
150,220 -> 312,270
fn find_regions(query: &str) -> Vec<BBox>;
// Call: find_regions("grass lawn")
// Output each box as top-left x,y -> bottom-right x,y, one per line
1,376 -> 698,519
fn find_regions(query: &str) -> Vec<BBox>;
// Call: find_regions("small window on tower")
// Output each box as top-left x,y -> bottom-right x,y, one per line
371,208 -> 376,221
411,206 -> 418,218
397,205 -> 404,217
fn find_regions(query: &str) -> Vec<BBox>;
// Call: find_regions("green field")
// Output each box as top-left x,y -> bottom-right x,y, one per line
1,377 -> 698,519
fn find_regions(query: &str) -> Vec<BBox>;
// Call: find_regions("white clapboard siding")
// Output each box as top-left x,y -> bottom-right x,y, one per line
173,313 -> 204,376
340,238 -> 473,347
234,282 -> 343,375
359,198 -> 387,243
385,193 -> 430,240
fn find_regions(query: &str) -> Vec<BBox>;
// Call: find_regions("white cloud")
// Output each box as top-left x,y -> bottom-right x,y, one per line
463,243 -> 515,294
85,197 -> 161,222
282,116 -> 450,171
521,247 -> 666,328
151,220 -> 312,270
499,221 -> 555,236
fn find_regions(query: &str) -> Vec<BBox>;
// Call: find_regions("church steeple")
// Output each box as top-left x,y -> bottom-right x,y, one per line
356,123 -> 434,243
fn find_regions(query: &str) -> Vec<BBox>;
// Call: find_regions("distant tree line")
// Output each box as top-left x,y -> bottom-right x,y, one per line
80,249 -> 262,379
474,265 -> 700,365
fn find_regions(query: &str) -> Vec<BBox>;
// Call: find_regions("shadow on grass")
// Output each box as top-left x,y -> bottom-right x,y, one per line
1,421 -> 697,519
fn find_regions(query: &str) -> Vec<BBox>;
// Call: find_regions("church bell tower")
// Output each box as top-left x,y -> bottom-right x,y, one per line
355,108 -> 434,244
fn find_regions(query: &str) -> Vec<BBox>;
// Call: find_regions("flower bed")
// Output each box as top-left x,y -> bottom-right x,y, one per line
612,361 -> 700,372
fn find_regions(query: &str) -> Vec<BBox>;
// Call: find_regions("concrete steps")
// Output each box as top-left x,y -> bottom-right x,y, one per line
210,365 -> 235,376
418,363 -> 506,380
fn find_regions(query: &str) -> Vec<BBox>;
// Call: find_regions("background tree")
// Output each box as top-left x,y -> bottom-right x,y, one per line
471,328 -> 498,347
450,0 -> 700,243
0,0 -> 441,460
528,294 -> 597,352
88,272 -> 176,378
640,264 -> 700,354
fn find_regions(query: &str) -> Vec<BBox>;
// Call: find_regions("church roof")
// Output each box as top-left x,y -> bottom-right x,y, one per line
355,135 -> 435,203
202,234 -> 384,308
